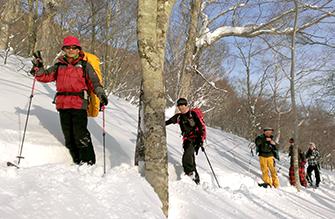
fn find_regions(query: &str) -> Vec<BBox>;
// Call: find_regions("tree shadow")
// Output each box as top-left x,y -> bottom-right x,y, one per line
88,111 -> 134,168
14,105 -> 64,144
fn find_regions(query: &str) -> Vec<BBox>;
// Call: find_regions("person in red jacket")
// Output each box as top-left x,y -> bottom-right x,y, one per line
288,138 -> 307,187
30,36 -> 108,165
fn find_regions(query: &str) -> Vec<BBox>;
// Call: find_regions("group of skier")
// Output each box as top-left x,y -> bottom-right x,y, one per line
29,35 -> 321,188
255,129 -> 321,188
30,36 -> 207,183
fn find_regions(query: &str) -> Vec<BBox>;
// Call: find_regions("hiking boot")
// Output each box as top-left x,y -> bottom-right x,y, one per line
185,172 -> 200,185
194,174 -> 200,185
78,160 -> 95,166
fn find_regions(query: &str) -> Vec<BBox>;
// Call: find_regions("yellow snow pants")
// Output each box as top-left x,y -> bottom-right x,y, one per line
259,156 -> 280,188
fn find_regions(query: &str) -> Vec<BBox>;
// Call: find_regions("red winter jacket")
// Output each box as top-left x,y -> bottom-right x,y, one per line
35,53 -> 103,110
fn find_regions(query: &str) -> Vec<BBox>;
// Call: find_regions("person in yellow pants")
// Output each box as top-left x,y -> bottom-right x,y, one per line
255,127 -> 280,188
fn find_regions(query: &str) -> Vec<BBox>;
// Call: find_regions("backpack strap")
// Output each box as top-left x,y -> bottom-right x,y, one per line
80,60 -> 91,89
81,60 -> 87,78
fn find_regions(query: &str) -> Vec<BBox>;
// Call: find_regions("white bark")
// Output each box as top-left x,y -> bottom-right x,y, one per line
0,0 -> 21,50
137,0 -> 175,216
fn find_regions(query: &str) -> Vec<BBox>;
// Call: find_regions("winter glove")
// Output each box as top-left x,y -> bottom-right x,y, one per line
195,138 -> 204,155
95,86 -> 108,106
30,51 -> 44,76
98,92 -> 108,106
32,51 -> 43,67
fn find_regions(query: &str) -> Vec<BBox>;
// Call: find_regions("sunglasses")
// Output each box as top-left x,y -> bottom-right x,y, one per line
63,46 -> 79,50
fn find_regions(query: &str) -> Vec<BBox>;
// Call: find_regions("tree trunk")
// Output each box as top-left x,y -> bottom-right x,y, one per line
290,0 -> 301,191
135,81 -> 145,166
102,1 -> 111,87
89,0 -> 97,54
137,0 -> 175,216
177,0 -> 201,99
27,0 -> 38,56
34,0 -> 62,65
0,0 -> 21,51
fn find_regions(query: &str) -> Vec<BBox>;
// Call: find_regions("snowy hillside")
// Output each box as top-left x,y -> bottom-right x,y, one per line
0,54 -> 335,219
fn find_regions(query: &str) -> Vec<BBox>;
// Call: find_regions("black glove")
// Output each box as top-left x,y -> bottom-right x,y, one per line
195,140 -> 204,155
30,51 -> 44,75
32,51 -> 44,68
98,92 -> 108,106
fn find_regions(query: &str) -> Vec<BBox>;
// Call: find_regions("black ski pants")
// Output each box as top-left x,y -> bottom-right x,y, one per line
307,165 -> 320,186
59,109 -> 96,165
182,140 -> 198,175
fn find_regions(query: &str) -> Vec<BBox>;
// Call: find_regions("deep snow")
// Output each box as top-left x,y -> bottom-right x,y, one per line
0,53 -> 334,219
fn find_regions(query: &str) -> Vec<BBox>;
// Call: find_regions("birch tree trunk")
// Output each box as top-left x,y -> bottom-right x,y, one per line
27,0 -> 39,56
89,0 -> 97,54
0,0 -> 21,51
290,0 -> 301,191
137,0 -> 175,216
34,0 -> 62,65
102,1 -> 111,85
177,0 -> 201,99
135,81 -> 145,166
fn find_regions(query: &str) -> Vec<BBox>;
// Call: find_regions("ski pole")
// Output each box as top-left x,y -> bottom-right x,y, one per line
102,105 -> 106,175
202,147 -> 221,188
17,77 -> 37,165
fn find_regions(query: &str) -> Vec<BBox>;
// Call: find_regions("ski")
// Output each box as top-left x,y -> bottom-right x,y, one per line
7,162 -> 19,168
258,183 -> 270,188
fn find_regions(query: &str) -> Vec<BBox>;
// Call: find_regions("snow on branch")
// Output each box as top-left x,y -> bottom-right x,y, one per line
196,2 -> 335,48
197,25 -> 295,48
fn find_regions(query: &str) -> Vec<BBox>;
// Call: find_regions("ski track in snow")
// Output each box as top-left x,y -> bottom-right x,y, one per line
1,53 -> 335,219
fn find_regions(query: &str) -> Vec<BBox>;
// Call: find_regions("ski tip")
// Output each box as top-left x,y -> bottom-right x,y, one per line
7,162 -> 19,168
258,182 -> 271,188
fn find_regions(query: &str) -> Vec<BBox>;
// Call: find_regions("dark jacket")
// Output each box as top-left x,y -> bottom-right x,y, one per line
255,134 -> 279,158
306,149 -> 320,166
166,110 -> 203,142
35,52 -> 102,110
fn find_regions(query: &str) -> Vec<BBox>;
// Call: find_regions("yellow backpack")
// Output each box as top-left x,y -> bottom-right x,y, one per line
83,51 -> 103,117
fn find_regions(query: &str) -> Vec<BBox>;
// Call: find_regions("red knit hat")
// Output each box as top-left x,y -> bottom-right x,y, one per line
62,36 -> 81,49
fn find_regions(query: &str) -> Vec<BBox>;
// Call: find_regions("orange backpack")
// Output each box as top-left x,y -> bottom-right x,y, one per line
83,52 -> 103,117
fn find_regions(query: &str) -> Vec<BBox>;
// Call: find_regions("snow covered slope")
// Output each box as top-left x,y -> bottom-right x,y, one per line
1,53 -> 334,219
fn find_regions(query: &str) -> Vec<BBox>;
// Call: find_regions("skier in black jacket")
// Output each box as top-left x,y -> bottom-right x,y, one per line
165,98 -> 204,184
255,127 -> 280,188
